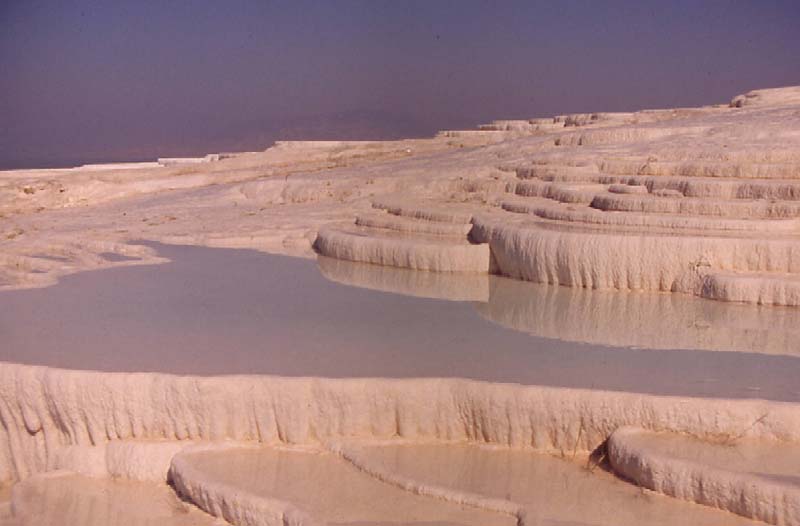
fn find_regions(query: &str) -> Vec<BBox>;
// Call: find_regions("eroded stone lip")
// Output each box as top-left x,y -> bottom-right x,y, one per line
608,426 -> 800,525
2,360 -> 791,525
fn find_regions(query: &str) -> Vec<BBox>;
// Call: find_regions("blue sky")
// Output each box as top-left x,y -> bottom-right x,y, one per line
2,1 -> 799,168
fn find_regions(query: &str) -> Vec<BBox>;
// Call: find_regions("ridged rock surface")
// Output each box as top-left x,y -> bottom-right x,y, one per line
608,426 -> 800,525
3,362 -> 800,484
327,86 -> 800,305
6,355 -> 786,525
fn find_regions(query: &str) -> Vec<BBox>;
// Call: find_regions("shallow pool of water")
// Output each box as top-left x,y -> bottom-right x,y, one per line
1,242 -> 798,402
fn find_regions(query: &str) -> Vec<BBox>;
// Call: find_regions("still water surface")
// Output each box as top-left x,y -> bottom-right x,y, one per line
1,243 -> 798,402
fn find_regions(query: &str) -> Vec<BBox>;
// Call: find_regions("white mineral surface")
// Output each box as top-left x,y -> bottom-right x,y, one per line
2,86 -> 800,525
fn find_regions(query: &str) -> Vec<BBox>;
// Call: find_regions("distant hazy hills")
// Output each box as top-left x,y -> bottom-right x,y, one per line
0,109 -> 450,170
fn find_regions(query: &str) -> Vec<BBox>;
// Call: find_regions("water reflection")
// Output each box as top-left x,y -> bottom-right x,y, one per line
317,257 -> 800,357
317,255 -> 489,302
2,243 -> 798,400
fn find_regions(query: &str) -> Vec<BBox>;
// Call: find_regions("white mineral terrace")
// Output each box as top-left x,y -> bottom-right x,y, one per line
2,86 -> 800,525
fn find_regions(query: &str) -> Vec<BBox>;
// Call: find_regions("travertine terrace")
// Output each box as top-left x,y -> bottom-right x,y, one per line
317,86 -> 800,306
4,86 -> 800,305
2,86 -> 800,525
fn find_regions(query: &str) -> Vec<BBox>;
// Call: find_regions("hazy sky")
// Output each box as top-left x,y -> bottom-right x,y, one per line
2,1 -> 799,169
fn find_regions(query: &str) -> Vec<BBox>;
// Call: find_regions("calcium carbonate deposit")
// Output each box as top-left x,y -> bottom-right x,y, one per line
2,86 -> 800,525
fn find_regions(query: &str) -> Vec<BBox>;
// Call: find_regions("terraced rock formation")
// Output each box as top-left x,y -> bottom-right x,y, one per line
329,440 -> 764,526
315,87 -> 800,306
4,86 -> 799,307
170,441 -> 762,526
2,87 -> 800,524
608,427 -> 800,525
3,362 -> 789,525
314,197 -> 493,272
